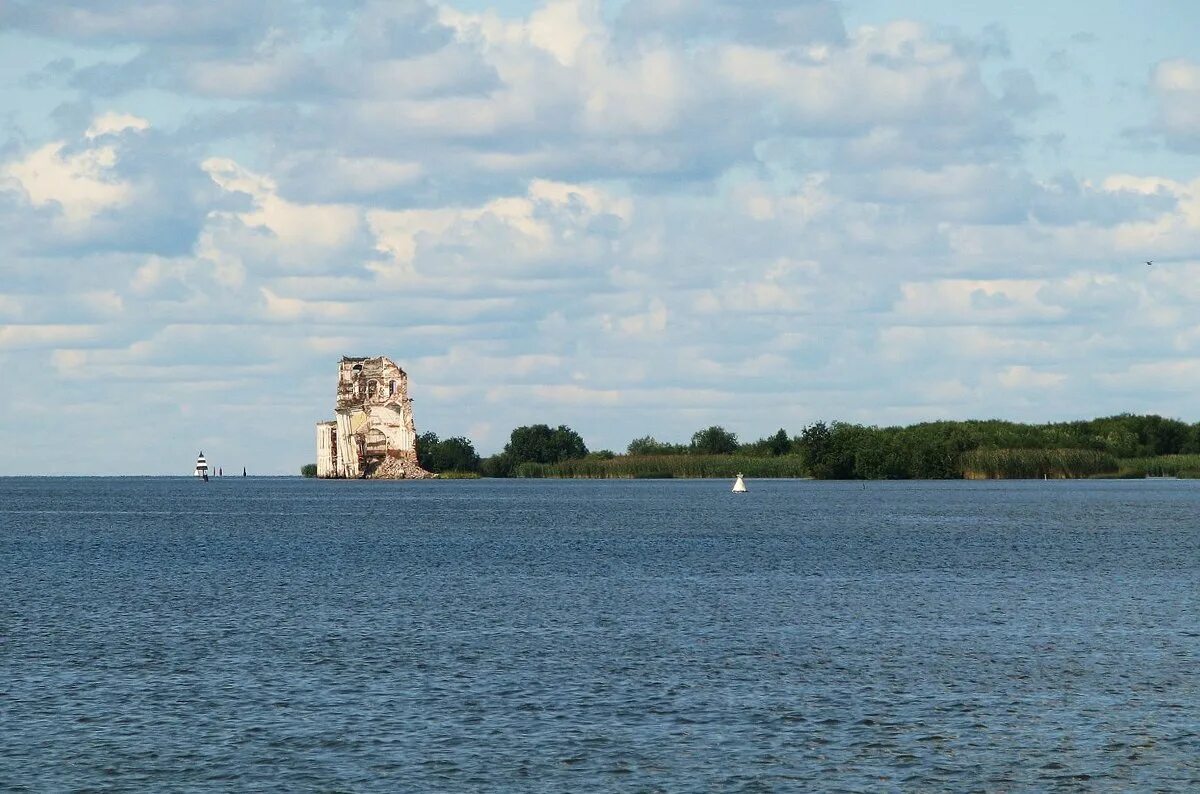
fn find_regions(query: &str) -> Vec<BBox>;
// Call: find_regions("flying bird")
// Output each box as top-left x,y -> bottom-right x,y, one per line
1146,260 -> 1153,266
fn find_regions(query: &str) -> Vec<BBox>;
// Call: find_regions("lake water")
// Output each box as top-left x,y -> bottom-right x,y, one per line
2,477 -> 1199,791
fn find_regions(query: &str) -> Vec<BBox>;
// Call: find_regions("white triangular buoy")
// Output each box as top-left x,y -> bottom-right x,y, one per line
732,473 -> 747,493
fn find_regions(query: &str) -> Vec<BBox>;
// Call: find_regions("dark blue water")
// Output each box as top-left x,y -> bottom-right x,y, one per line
2,478 -> 1199,791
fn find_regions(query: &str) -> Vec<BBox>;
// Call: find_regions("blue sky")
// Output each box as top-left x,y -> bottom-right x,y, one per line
2,0 -> 1200,474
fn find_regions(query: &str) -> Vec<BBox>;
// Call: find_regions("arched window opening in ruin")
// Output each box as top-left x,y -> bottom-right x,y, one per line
364,428 -> 388,457
389,380 -> 397,396
367,380 -> 378,398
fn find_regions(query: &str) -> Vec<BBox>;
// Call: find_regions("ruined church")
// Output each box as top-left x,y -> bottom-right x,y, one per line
315,356 -> 433,479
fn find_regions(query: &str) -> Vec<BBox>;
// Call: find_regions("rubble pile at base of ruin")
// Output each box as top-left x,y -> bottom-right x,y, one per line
367,455 -> 436,480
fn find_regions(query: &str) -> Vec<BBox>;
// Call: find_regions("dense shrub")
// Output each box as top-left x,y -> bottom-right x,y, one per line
417,432 -> 481,474
626,436 -> 688,455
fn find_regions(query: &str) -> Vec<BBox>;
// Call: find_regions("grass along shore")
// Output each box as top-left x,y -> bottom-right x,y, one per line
508,450 -> 1200,480
515,455 -> 809,479
1113,454 -> 1200,479
960,448 -> 1117,480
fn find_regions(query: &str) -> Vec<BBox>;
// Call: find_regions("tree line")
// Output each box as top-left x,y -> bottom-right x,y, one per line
415,414 -> 1200,479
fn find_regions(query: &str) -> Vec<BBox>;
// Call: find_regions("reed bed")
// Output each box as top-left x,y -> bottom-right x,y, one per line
959,448 -> 1118,479
434,470 -> 482,479
516,455 -> 810,479
1114,454 -> 1200,478
513,449 -> 1200,480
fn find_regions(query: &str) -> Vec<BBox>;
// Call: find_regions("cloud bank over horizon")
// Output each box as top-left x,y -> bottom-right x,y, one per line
2,0 -> 1199,474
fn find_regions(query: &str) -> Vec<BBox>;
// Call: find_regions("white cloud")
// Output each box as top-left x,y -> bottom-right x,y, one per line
85,111 -> 150,139
602,297 -> 668,336
202,157 -> 365,266
485,383 -> 623,406
39,0 -> 1025,188
367,178 -> 631,284
0,324 -> 107,350
894,279 -> 1067,324
259,288 -> 359,322
526,0 -> 604,67
694,258 -> 821,315
1096,359 -> 1200,393
718,21 -> 991,132
1152,58 -> 1200,150
4,141 -> 132,223
995,365 -> 1066,391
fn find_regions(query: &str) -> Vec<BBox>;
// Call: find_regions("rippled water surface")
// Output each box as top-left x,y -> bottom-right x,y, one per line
3,477 -> 1199,791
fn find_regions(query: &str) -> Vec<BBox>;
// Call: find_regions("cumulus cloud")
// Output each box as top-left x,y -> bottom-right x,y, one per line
204,158 -> 367,264
4,140 -> 133,222
1,114 -> 223,256
22,0 -> 1035,195
1150,57 -> 1200,151
85,111 -> 151,138
367,178 -> 631,291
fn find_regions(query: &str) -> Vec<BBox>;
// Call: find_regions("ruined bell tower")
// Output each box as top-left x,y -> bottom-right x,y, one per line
315,356 -> 433,479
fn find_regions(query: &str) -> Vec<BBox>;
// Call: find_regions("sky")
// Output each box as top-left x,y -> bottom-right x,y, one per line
2,0 -> 1200,475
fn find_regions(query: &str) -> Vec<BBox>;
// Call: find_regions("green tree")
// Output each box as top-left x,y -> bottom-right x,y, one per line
434,437 -> 481,472
416,431 -> 440,470
766,428 -> 791,456
796,421 -> 864,479
418,432 -> 481,473
737,429 -> 791,456
627,435 -> 686,455
690,425 -> 738,455
1079,414 -> 1191,456
300,463 -> 317,478
796,421 -> 832,473
824,422 -> 868,479
505,424 -> 588,464
853,430 -> 906,479
1185,423 -> 1200,454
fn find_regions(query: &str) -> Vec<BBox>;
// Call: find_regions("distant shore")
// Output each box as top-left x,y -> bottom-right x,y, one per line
300,414 -> 1200,481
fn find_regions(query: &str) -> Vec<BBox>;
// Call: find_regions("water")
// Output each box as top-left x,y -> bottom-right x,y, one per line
2,477 -> 1199,791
